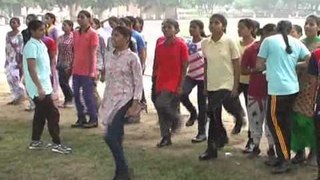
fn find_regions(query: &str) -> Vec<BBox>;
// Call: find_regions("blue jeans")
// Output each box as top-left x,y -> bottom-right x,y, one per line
180,76 -> 207,134
104,101 -> 132,176
73,75 -> 97,120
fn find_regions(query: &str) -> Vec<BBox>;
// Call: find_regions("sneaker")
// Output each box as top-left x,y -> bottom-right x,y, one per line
292,150 -> 306,164
64,102 -> 74,108
46,143 -> 72,152
265,157 -> 280,167
28,141 -> 44,150
191,134 -> 207,143
247,146 -> 261,159
51,144 -> 72,154
242,140 -> 255,154
271,161 -> 290,174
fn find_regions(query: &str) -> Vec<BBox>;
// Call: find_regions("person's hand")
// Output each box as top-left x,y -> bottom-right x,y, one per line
38,88 -> 46,101
126,101 -> 141,118
100,70 -> 106,83
230,87 -> 238,98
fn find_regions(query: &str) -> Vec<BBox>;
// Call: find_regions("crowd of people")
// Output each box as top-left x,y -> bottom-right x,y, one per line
3,9 -> 320,180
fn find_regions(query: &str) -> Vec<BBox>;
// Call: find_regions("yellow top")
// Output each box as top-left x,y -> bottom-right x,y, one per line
237,40 -> 254,84
202,34 -> 240,91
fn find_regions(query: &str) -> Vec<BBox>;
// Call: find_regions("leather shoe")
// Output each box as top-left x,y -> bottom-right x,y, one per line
199,145 -> 218,161
157,136 -> 172,148
191,134 -> 207,143
82,121 -> 98,128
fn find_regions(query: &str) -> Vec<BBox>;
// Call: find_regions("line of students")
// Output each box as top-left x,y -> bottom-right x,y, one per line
151,14 -> 320,177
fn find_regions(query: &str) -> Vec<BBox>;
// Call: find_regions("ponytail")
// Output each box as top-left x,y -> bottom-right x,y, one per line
129,40 -> 136,52
282,32 -> 292,54
200,30 -> 207,38
276,21 -> 293,54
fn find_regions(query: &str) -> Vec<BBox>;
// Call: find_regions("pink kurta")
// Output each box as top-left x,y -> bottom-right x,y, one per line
99,49 -> 143,126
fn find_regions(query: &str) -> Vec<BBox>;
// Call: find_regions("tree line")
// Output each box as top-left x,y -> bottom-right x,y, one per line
0,0 -> 319,19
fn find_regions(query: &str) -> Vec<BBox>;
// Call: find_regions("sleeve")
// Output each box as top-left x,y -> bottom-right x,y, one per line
130,54 -> 143,100
229,39 -> 240,60
180,41 -> 189,62
52,28 -> 59,41
91,32 -> 99,47
308,53 -> 318,76
136,34 -> 146,54
258,39 -> 269,60
299,41 -> 310,59
5,33 -> 9,55
24,43 -> 37,60
201,39 -> 207,58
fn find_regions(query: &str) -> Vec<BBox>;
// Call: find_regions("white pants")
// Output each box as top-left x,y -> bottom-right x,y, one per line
247,96 -> 274,146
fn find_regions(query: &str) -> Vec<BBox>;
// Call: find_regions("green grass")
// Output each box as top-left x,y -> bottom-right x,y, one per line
0,116 -> 318,180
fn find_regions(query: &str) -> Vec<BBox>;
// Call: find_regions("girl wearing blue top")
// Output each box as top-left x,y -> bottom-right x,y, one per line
24,20 -> 71,154
257,20 -> 310,174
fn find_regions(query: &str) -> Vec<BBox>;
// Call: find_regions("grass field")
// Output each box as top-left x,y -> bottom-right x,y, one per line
0,82 -> 318,180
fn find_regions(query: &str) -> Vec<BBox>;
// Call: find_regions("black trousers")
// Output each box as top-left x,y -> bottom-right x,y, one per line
180,76 -> 207,134
32,94 -> 61,144
207,90 -> 245,145
267,94 -> 297,162
58,69 -> 73,103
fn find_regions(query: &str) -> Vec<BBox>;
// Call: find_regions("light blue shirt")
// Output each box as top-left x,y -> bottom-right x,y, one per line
23,37 -> 52,99
258,34 -> 310,95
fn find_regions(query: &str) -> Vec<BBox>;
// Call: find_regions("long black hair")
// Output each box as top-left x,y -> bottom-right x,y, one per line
119,17 -> 132,28
239,18 -> 257,38
190,19 -> 206,37
28,20 -> 45,36
92,18 -> 101,29
261,24 -> 276,36
45,13 -> 56,25
276,20 -> 292,54
112,26 -> 136,52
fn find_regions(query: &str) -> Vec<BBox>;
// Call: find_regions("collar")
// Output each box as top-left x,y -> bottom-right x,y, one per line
112,48 -> 130,56
208,33 -> 226,44
79,26 -> 91,34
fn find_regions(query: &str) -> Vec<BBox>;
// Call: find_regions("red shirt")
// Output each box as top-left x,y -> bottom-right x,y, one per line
241,42 -> 267,99
42,36 -> 57,58
155,37 -> 189,94
73,27 -> 99,77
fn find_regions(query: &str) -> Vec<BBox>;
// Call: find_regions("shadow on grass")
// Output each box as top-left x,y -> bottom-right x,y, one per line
0,118 -> 317,180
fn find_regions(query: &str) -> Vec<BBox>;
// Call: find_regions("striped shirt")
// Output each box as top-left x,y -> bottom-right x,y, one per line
186,39 -> 204,80
57,33 -> 74,70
